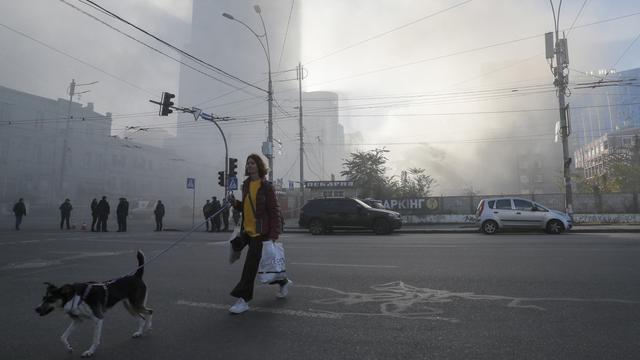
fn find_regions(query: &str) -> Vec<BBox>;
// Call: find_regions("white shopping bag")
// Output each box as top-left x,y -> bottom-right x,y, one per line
258,241 -> 286,284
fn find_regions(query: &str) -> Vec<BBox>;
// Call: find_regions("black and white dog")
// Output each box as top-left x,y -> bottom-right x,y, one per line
35,251 -> 153,357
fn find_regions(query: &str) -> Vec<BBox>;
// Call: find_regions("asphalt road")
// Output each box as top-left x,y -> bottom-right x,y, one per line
2,229 -> 639,360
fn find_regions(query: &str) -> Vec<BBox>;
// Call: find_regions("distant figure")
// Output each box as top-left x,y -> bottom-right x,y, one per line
96,196 -> 110,232
59,199 -> 73,230
13,198 -> 27,231
116,198 -> 129,232
90,198 -> 98,232
209,196 -> 217,232
154,200 -> 165,231
203,199 -> 211,232
212,196 -> 222,232
222,202 -> 230,231
232,207 -> 240,227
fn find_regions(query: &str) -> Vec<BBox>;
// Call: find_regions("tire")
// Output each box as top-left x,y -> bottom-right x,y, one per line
309,219 -> 325,235
546,219 -> 564,234
373,219 -> 390,235
481,220 -> 499,235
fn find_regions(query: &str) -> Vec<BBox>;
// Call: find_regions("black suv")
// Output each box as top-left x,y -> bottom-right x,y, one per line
299,197 -> 402,235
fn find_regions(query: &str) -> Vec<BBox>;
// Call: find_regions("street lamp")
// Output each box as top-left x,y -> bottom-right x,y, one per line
222,7 -> 274,181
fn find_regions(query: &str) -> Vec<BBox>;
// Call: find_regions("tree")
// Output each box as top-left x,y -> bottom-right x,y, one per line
341,148 -> 436,198
396,168 -> 435,197
608,135 -> 640,192
341,148 -> 390,198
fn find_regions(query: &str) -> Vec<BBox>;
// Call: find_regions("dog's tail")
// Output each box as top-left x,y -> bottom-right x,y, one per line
135,250 -> 145,278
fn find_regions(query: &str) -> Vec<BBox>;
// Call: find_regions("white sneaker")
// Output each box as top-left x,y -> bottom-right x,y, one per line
229,298 -> 249,314
276,279 -> 292,299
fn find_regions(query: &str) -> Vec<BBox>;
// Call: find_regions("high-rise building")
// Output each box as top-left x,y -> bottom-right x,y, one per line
569,67 -> 640,150
170,0 -> 302,186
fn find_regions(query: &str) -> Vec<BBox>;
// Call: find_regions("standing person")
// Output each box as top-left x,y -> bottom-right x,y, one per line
212,197 -> 222,232
202,199 -> 211,232
154,200 -> 165,231
228,154 -> 291,314
232,207 -> 240,227
116,197 -> 129,232
208,197 -> 216,232
59,199 -> 73,230
13,198 -> 27,231
222,202 -> 230,232
90,198 -> 98,232
96,196 -> 110,232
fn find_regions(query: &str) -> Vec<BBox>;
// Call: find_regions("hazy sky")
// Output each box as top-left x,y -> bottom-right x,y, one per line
1,0 -> 639,193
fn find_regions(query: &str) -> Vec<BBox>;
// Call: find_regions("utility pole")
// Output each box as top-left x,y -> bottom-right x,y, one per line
547,1 -> 573,215
58,79 -> 75,196
297,62 -> 305,205
59,79 -> 96,197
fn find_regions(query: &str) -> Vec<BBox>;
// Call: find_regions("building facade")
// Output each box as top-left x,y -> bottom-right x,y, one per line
574,127 -> 640,179
0,86 -> 198,216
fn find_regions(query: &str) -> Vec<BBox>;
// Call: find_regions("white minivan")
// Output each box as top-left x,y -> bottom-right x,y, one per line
475,197 -> 572,234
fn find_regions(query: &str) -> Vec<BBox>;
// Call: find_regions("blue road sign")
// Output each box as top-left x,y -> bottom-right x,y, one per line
228,176 -> 238,190
186,177 -> 195,189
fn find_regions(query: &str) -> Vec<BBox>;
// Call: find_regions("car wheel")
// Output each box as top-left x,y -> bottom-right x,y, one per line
309,219 -> 325,235
481,220 -> 498,234
546,220 -> 564,234
373,219 -> 390,235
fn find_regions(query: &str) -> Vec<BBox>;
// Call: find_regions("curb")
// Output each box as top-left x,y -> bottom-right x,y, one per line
283,227 -> 640,234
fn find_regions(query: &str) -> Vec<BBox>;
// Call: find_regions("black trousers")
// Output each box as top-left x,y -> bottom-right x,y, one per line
117,214 -> 127,231
98,216 -> 108,232
230,234 -> 287,302
60,214 -> 70,229
155,215 -> 163,231
91,214 -> 98,231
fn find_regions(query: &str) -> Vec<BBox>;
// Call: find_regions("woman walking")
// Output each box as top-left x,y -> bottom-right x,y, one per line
228,154 -> 291,314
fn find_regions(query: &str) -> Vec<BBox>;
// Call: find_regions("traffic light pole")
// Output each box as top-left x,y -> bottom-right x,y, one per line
200,115 -> 229,200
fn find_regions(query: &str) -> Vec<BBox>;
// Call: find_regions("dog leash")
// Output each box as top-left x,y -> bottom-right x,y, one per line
122,201 -> 232,278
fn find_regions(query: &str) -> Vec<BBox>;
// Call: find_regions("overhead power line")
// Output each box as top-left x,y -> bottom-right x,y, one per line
302,10 -> 640,88
303,0 -> 473,66
78,0 -> 266,93
0,22 -> 156,96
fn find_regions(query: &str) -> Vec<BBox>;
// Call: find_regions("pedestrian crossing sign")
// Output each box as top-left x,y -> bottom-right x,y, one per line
186,177 -> 195,189
228,176 -> 238,190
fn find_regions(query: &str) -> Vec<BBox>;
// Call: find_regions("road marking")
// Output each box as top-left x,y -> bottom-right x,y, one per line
207,241 -> 229,246
297,281 -> 640,323
176,300 -> 341,319
291,262 -> 398,268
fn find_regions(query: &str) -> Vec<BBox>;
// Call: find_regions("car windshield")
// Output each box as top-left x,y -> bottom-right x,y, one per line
534,202 -> 550,211
353,198 -> 371,208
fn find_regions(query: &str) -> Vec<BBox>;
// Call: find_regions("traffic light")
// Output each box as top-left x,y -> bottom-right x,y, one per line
160,92 -> 175,116
228,158 -> 238,177
217,171 -> 225,187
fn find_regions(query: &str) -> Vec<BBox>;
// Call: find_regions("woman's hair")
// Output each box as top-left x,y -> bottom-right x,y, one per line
245,153 -> 269,178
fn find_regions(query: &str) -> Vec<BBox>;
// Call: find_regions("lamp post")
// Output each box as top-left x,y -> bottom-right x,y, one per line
223,7 -> 274,181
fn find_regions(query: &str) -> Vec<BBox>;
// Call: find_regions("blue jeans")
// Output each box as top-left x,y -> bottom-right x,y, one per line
15,215 -> 23,230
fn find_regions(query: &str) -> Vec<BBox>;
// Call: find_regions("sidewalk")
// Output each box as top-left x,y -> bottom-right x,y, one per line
283,222 -> 640,234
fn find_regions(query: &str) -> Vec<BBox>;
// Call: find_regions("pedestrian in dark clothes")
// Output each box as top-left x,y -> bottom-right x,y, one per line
59,199 -> 73,230
222,203 -> 230,231
90,198 -> 98,232
96,196 -> 110,232
232,207 -> 240,227
154,200 -> 165,231
203,199 -> 211,232
13,198 -> 27,231
116,197 -> 129,232
209,196 -> 217,232
212,196 -> 221,232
